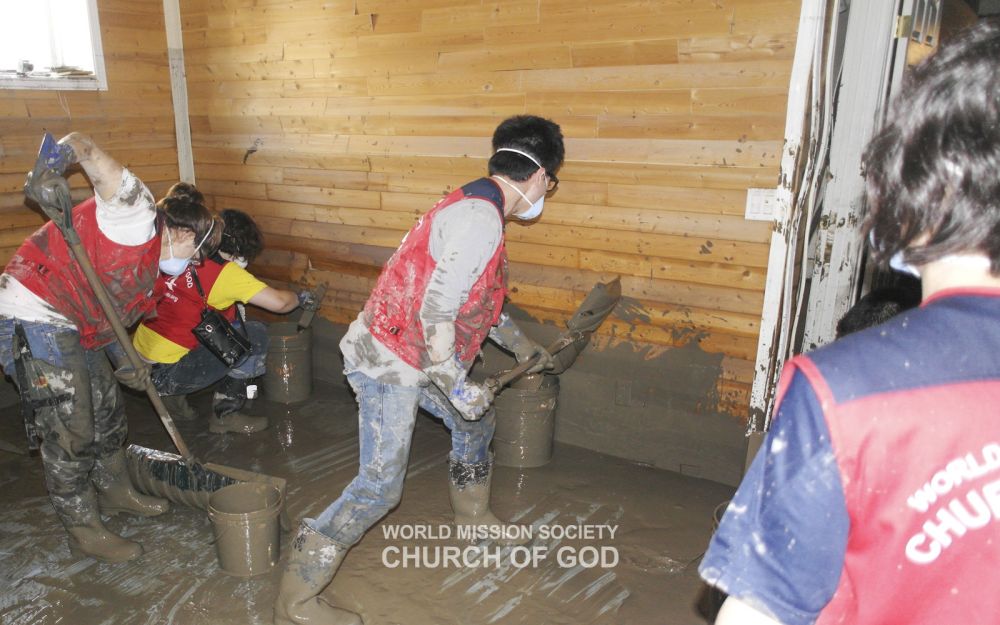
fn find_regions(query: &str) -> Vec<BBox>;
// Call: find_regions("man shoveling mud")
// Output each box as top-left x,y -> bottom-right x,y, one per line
274,115 -> 565,625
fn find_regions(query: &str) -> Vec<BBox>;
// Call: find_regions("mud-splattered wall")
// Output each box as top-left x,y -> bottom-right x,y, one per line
0,0 -> 801,486
178,0 -> 800,485
0,0 -> 180,258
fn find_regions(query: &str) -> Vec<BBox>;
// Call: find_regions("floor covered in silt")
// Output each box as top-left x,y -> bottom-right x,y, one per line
0,376 -> 733,625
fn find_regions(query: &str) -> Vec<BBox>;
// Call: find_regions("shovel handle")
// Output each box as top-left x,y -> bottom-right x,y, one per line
24,137 -> 195,463
63,241 -> 195,462
484,332 -> 582,395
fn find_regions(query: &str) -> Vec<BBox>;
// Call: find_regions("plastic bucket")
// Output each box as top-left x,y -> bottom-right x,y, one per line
493,374 -> 559,468
263,322 -> 312,403
208,482 -> 282,577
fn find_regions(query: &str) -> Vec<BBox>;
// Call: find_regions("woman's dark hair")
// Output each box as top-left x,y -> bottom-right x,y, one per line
864,18 -> 1000,274
219,208 -> 264,262
159,196 -> 222,261
161,181 -> 205,206
488,115 -> 565,181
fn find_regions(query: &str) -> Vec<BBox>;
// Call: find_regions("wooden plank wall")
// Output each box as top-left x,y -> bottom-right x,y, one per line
0,0 -> 179,259
182,0 -> 799,421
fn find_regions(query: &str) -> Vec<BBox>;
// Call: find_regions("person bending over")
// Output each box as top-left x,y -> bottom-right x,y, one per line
273,115 -> 564,625
0,133 -> 219,563
133,207 -> 316,434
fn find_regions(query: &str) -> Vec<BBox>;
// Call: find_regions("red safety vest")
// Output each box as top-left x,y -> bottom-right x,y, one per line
142,258 -> 235,351
5,197 -> 160,349
782,299 -> 1000,625
364,178 -> 508,370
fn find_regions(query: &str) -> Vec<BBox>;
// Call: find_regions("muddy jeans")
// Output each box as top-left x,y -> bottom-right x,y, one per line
150,320 -> 268,417
0,318 -> 125,527
313,370 -> 495,545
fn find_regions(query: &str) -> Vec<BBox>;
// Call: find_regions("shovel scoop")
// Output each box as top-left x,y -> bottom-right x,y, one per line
484,277 -> 622,395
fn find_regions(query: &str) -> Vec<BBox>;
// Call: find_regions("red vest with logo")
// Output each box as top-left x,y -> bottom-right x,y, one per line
5,197 -> 160,349
792,290 -> 1000,625
142,259 -> 235,351
364,178 -> 508,370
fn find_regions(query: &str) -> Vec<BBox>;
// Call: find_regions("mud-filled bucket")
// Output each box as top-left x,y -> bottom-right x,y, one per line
208,482 -> 282,577
493,374 -> 559,468
263,322 -> 312,403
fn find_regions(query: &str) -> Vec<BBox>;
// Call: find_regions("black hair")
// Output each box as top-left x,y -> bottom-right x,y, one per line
219,208 -> 264,262
488,115 -> 565,181
835,285 -> 922,338
161,181 -> 205,206
863,18 -> 1000,274
159,196 -> 222,261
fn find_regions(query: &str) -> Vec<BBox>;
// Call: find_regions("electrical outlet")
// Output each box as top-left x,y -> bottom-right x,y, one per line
745,188 -> 779,221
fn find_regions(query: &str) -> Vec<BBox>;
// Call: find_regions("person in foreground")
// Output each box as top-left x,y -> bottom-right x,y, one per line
273,115 -> 564,625
0,134 -> 218,563
134,206 -> 312,434
699,19 -> 1000,625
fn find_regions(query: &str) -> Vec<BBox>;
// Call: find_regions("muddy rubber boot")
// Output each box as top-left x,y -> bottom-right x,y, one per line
59,488 -> 143,563
274,519 -> 363,625
92,449 -> 169,517
160,394 -> 199,421
448,456 -> 528,546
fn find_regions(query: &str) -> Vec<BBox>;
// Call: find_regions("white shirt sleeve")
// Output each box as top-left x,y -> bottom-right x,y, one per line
94,168 -> 157,246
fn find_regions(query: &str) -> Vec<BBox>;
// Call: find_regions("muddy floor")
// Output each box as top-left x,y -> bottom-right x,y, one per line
0,377 -> 733,625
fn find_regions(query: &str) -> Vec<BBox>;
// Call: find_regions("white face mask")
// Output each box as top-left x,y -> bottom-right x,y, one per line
871,230 -> 991,278
233,257 -> 249,269
870,230 -> 921,278
493,176 -> 544,220
159,222 -> 214,277
889,250 -> 921,278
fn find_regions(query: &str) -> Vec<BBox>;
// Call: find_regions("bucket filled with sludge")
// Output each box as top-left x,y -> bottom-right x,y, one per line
263,322 -> 312,403
493,374 -> 559,468
208,482 -> 283,577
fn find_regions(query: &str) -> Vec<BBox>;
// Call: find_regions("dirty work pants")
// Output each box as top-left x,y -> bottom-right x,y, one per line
313,370 -> 495,545
0,318 -> 124,527
150,320 -> 268,417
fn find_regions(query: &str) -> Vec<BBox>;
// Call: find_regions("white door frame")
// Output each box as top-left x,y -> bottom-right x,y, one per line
749,0 -> 908,434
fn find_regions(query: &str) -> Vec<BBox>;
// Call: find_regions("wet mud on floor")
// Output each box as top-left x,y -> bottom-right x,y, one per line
0,381 -> 734,625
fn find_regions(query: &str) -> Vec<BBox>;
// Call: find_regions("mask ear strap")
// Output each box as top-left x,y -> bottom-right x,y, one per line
191,220 -> 215,256
491,175 -> 532,206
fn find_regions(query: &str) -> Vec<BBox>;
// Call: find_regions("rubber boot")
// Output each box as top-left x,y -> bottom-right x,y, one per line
274,519 -> 363,625
160,394 -> 199,421
59,487 -> 143,563
210,378 -> 267,434
92,449 -> 169,517
448,456 -> 528,546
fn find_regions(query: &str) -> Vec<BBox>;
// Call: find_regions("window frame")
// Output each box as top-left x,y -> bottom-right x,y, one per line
0,0 -> 108,92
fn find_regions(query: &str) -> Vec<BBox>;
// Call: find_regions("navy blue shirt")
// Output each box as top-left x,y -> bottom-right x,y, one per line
699,289 -> 1000,625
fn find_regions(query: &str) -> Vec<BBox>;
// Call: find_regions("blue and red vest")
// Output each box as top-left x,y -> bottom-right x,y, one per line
143,259 -> 235,351
5,197 -> 160,349
363,178 -> 508,370
784,288 -> 1000,625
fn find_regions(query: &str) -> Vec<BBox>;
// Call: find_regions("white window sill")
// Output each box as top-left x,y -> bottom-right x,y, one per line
0,72 -> 106,91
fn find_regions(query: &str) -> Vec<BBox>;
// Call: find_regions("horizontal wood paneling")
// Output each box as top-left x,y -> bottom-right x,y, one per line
0,1 -> 178,270
178,0 -> 800,419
